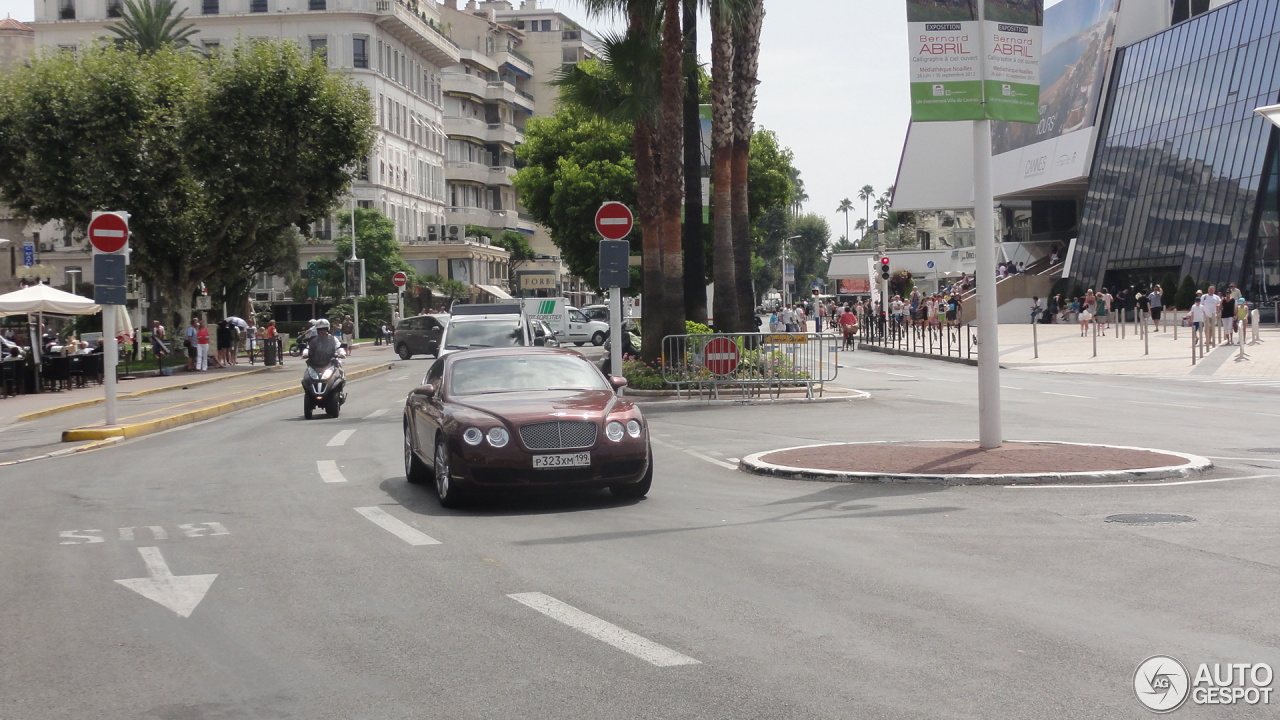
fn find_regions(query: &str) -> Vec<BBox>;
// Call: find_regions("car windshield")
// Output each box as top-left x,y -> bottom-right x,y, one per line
444,319 -> 523,349
448,354 -> 609,395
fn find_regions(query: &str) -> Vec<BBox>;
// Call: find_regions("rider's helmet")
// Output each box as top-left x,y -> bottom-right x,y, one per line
314,319 -> 331,331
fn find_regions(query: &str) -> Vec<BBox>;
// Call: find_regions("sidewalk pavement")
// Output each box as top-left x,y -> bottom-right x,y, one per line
0,344 -> 395,466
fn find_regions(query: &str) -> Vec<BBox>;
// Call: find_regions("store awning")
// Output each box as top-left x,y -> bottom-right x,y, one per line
477,284 -> 513,300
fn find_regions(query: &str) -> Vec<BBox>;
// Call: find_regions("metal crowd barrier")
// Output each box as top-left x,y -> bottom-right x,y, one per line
856,316 -> 976,360
659,332 -> 839,400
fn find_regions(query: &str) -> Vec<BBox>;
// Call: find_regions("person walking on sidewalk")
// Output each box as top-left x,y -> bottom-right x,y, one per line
1201,286 -> 1220,347
1149,285 -> 1164,331
186,317 -> 199,371
342,316 -> 355,353
1096,288 -> 1111,334
195,319 -> 210,371
1221,292 -> 1236,344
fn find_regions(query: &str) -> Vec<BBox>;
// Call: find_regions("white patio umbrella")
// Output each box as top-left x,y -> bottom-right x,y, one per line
0,284 -> 101,384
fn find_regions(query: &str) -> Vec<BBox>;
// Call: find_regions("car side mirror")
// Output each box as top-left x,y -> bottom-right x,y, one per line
412,384 -> 436,398
609,375 -> 628,390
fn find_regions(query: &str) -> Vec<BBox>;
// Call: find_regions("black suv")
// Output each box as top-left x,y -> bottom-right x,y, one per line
392,314 -> 448,359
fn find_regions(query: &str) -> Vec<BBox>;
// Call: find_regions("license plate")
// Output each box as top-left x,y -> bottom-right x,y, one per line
533,452 -> 591,469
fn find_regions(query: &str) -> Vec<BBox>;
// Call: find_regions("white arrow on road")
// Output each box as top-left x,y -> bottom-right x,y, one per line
115,547 -> 217,618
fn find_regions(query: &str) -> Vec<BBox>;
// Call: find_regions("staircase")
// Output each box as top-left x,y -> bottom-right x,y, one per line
958,254 -> 1061,324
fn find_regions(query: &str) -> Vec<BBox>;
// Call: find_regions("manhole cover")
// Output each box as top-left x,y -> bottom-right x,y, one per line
1246,448 -> 1280,454
1105,513 -> 1195,525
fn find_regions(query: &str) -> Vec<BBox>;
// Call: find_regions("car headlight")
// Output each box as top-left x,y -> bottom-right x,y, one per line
626,419 -> 642,438
462,427 -> 484,446
486,427 -> 509,447
605,421 -> 625,442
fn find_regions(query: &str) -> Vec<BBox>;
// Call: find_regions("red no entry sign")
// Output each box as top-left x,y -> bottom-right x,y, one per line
392,271 -> 409,287
703,337 -> 739,376
594,202 -> 634,240
88,213 -> 129,253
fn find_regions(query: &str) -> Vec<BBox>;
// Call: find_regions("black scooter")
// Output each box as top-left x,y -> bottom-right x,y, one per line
302,358 -> 346,419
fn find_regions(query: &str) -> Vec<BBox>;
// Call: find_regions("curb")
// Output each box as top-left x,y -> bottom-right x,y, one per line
0,437 -> 122,467
739,440 -> 1213,486
60,363 -> 395,443
637,390 -> 869,412
17,363 -> 281,422
858,343 -> 980,366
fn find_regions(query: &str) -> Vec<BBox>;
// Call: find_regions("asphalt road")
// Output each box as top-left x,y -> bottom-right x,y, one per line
1,348 -> 1277,719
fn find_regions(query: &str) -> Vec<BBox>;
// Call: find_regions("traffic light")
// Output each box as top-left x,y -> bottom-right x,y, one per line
880,256 -> 891,280
812,288 -> 819,297
305,261 -> 319,299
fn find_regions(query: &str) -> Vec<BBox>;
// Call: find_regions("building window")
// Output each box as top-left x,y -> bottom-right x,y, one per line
540,20 -> 551,31
250,0 -> 267,12
58,0 -> 75,19
309,0 -> 326,10
309,37 -> 327,64
107,0 -> 123,17
202,0 -> 218,14
203,40 -> 220,54
352,37 -> 368,68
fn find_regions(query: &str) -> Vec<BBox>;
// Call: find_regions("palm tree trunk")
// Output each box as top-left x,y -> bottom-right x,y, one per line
730,0 -> 764,332
658,0 -> 686,343
636,117 -> 664,366
681,0 -> 707,324
709,0 -> 739,332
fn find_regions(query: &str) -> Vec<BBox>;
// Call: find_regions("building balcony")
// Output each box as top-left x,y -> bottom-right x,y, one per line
485,81 -> 534,113
486,122 -> 524,146
457,47 -> 498,73
445,160 -> 492,185
372,0 -> 460,68
495,49 -> 534,78
488,165 -> 514,187
445,205 -> 501,227
441,70 -> 487,99
443,114 -> 487,140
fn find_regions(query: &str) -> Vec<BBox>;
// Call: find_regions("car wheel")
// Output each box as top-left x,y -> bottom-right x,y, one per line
325,393 -> 340,418
435,439 -> 466,508
591,331 -> 606,346
396,343 -> 412,360
610,447 -> 653,499
303,395 -> 314,420
404,424 -> 429,484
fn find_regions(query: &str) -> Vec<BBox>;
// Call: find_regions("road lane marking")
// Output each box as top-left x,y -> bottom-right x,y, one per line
1001,385 -> 1022,390
883,371 -> 914,378
317,460 -> 347,483
115,547 -> 217,618
364,409 -> 389,419
653,438 -> 736,470
1127,401 -> 1202,409
507,592 -> 700,667
1005,474 -> 1271,489
327,429 -> 357,447
354,507 -> 440,546
1041,392 -> 1093,399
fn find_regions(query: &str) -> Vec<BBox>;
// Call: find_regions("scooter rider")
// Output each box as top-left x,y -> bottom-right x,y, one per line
302,319 -> 346,366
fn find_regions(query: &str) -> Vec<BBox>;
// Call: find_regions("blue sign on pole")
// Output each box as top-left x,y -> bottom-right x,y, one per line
22,242 -> 35,267
927,260 -> 935,269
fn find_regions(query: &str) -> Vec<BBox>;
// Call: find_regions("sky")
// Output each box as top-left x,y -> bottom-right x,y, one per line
0,0 -> 1065,248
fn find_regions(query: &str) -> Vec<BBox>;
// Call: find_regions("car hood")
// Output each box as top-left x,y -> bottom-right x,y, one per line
453,389 -> 628,421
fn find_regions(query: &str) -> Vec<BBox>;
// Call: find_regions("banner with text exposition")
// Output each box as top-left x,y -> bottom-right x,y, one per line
907,0 -> 1042,124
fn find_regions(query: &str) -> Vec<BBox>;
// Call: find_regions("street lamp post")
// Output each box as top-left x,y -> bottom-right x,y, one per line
782,234 -> 801,307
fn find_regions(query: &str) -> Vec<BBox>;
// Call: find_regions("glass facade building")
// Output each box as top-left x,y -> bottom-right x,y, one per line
1074,0 -> 1280,298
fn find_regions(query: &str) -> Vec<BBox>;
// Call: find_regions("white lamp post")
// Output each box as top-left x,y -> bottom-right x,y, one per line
782,234 -> 801,307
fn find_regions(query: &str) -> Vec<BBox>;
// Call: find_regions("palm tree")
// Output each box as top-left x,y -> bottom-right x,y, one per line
107,0 -> 198,54
789,171 -> 808,216
730,0 -> 764,330
709,0 -> 739,332
681,0 -> 707,323
836,198 -> 853,249
857,184 -> 874,241
657,0 -> 686,340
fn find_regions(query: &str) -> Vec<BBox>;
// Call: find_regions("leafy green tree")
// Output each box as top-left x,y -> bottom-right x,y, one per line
107,0 -> 198,54
513,103 -> 638,285
790,213 -> 831,294
335,208 -> 413,298
0,42 -> 374,332
1175,274 -> 1199,311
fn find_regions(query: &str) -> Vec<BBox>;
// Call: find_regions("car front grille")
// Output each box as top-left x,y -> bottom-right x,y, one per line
519,421 -> 597,450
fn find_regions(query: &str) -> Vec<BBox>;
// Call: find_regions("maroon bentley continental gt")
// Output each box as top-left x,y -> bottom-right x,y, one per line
402,347 -> 653,507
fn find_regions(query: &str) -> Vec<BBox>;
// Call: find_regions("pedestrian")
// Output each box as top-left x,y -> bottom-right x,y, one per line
150,319 -> 168,365
186,316 -> 199,371
1187,296 -> 1206,339
1149,284 -> 1164,331
1096,288 -> 1110,334
342,315 -> 355,353
1079,298 -> 1093,336
1235,296 -> 1249,344
195,318 -> 210,371
1201,286 -> 1220,347
839,305 -> 857,349
1030,296 -> 1043,324
1135,290 -> 1150,327
1221,291 -> 1236,344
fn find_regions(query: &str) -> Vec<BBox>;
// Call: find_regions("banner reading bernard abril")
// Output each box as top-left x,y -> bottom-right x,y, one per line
907,0 -> 1041,124
982,0 -> 1043,124
906,0 -> 983,122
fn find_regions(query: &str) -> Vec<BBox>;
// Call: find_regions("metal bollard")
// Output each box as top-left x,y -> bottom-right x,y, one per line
1144,313 -> 1149,356
1092,316 -> 1098,358
1033,319 -> 1038,359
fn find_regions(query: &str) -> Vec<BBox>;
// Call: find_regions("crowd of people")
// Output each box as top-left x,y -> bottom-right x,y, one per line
1028,282 -> 1254,344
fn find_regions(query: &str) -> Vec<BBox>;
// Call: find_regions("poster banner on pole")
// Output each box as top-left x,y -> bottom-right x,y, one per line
906,0 -> 1041,124
906,0 -> 983,121
982,0 -> 1042,124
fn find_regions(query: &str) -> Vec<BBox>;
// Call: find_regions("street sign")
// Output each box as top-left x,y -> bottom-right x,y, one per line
94,253 -> 127,288
94,284 -> 126,305
22,241 -> 34,267
392,271 -> 408,288
195,296 -> 212,310
88,212 -> 129,253
598,240 -> 630,288
594,202 -> 634,240
702,337 -> 739,376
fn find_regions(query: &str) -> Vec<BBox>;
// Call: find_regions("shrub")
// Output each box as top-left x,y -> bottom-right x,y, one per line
620,356 -> 665,390
1175,274 -> 1199,311
685,320 -> 713,335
